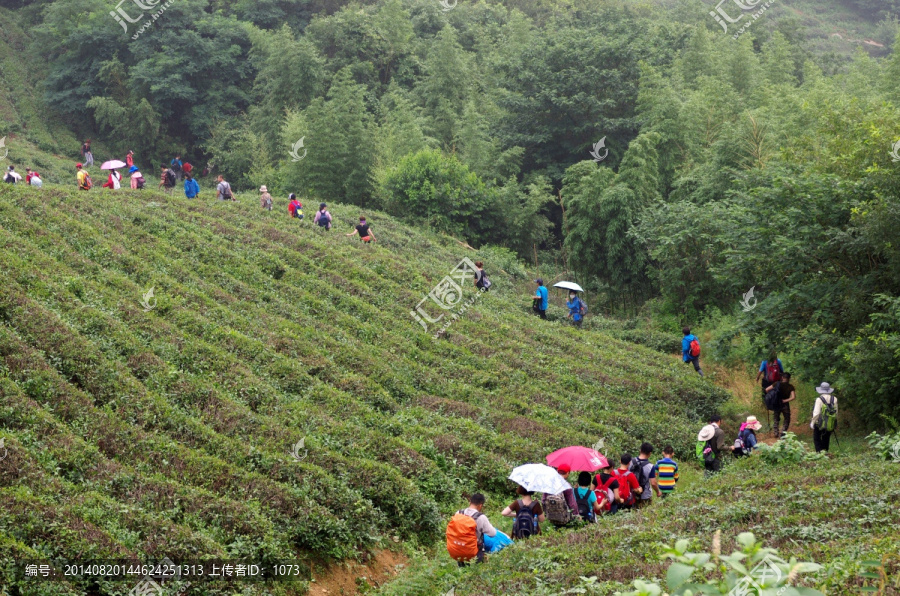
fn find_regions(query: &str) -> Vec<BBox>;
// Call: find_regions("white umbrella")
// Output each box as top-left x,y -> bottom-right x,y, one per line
553,281 -> 584,293
508,463 -> 572,494
101,160 -> 127,170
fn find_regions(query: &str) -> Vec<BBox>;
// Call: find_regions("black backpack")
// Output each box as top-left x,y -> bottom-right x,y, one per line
764,382 -> 783,411
477,270 -> 492,290
317,211 -> 330,227
573,488 -> 594,523
512,499 -> 538,539
629,457 -> 650,494
165,169 -> 176,186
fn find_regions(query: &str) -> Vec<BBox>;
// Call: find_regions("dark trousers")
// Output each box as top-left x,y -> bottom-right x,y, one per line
686,355 -> 703,376
774,405 -> 791,435
704,457 -> 722,476
533,304 -> 546,319
813,427 -> 832,452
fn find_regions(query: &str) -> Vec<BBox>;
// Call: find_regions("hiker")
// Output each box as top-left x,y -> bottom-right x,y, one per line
130,165 -> 146,189
733,416 -> 762,457
170,156 -> 183,181
631,443 -> 660,507
532,279 -> 548,319
76,163 -> 92,190
182,161 -> 193,178
102,168 -> 122,189
612,453 -> 641,509
81,139 -> 93,167
125,150 -> 135,168
216,175 -> 235,201
544,465 -> 578,527
159,164 -> 176,194
4,165 -> 22,183
446,493 -> 497,566
29,171 -> 43,188
346,216 -> 375,243
573,472 -> 602,522
313,203 -> 332,229
756,354 -> 784,397
184,172 -> 200,199
593,461 -> 621,514
473,261 -> 492,291
259,186 -> 273,211
501,485 -> 544,539
766,372 -> 797,439
288,194 -> 303,219
811,382 -> 838,453
566,291 -> 586,327
697,415 -> 726,475
24,168 -> 34,184
654,445 -> 679,498
682,327 -> 703,376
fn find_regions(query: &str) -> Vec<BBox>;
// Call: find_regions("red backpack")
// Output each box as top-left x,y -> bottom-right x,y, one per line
594,474 -> 617,511
612,469 -> 636,507
765,360 -> 782,383
689,338 -> 701,357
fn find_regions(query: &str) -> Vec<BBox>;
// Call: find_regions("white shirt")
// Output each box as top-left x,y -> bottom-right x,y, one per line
810,394 -> 838,429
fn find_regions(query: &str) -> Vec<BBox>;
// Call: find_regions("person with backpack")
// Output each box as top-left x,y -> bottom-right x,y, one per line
159,164 -> 177,194
130,165 -> 146,189
654,445 -> 679,498
182,161 -> 193,178
501,485 -> 544,539
532,279 -> 548,319
473,261 -> 492,291
259,186 -> 273,211
216,175 -> 235,201
732,416 -> 762,457
682,327 -> 703,376
4,165 -> 22,184
288,194 -> 303,219
313,203 -> 332,229
102,168 -> 122,190
593,461 -> 621,514
346,216 -> 375,243
612,454 -> 641,509
811,382 -> 838,453
76,163 -> 92,190
170,156 -> 183,181
566,291 -> 586,327
24,168 -> 34,184
756,354 -> 784,397
765,372 -> 796,438
81,139 -> 93,167
697,415 -> 726,475
446,493 -> 497,566
631,443 -> 660,507
573,472 -> 602,523
184,172 -> 200,199
544,465 -> 578,527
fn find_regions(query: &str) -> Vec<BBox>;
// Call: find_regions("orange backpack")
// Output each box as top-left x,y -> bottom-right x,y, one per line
446,510 -> 481,561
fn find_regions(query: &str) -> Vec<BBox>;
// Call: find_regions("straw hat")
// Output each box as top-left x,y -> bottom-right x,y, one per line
259,185 -> 268,193
697,424 -> 716,442
744,416 -> 762,431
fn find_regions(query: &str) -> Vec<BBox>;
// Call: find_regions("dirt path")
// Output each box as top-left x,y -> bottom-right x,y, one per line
307,549 -> 408,596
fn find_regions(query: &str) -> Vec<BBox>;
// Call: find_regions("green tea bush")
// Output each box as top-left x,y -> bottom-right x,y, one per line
757,433 -> 827,465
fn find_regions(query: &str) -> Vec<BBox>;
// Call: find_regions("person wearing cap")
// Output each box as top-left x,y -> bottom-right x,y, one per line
766,372 -> 796,438
314,203 -> 332,229
532,279 -> 548,319
346,216 -> 375,243
698,414 -> 725,475
558,464 -> 578,516
76,163 -> 91,190
811,382 -> 838,453
288,194 -> 303,219
733,416 -> 762,457
259,186 -> 273,210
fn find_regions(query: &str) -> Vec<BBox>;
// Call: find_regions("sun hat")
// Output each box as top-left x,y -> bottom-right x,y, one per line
697,424 -> 716,442
259,185 -> 268,192
129,165 -> 138,173
745,416 -> 762,431
76,163 -> 82,168
556,464 -> 571,475
815,382 -> 835,394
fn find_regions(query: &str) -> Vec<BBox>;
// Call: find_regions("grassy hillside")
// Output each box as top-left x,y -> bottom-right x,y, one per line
0,183 -> 728,595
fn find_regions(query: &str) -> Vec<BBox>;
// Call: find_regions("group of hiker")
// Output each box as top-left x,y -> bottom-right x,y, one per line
530,279 -> 587,327
3,166 -> 42,187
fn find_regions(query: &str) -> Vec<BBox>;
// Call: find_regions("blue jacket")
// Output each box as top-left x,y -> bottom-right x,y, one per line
682,334 -> 698,362
184,178 -> 199,198
566,297 -> 584,321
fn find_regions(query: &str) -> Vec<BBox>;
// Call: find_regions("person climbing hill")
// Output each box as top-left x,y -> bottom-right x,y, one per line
346,216 -> 375,243
314,203 -> 332,229
682,327 -> 702,376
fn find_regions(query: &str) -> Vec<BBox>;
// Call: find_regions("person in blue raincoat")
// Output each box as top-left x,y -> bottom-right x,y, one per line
566,291 -> 586,328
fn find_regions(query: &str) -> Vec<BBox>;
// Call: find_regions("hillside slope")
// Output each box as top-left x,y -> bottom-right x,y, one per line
0,185 -> 727,595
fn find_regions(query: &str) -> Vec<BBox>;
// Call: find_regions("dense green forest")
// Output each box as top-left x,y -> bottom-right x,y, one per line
7,0 -> 900,423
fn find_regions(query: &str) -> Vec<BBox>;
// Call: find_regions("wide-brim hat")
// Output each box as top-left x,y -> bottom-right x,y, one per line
697,424 -> 716,442
259,185 -> 268,192
745,416 -> 762,431
815,382 -> 834,394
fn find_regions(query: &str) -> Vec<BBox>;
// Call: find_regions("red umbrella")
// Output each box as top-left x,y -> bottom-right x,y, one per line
546,446 -> 609,472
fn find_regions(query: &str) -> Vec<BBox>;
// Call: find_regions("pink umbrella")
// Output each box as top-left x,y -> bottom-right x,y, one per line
546,446 -> 609,472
